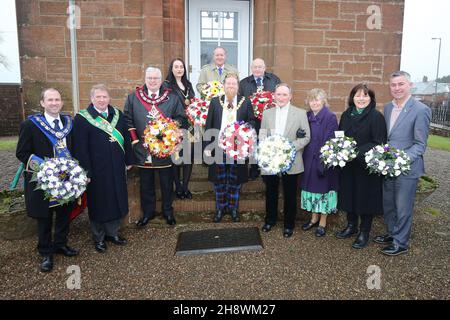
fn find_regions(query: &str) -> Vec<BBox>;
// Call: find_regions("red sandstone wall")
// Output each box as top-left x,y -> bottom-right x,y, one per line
14,0 -> 403,119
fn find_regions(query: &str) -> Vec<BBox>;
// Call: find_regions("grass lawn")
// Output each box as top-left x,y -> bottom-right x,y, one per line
0,137 -> 18,152
428,134 -> 450,152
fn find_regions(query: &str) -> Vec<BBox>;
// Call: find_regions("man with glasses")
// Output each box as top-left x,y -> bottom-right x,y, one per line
124,67 -> 187,227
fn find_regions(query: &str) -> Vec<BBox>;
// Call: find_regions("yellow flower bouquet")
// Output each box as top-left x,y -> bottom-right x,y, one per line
143,117 -> 183,158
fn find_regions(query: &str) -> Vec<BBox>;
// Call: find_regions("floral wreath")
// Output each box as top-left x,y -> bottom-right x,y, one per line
218,121 -> 257,160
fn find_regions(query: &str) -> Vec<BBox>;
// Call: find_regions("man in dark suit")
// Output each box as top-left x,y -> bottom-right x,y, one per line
73,84 -> 133,253
16,88 -> 79,272
204,73 -> 256,223
124,67 -> 187,227
239,58 -> 281,180
374,71 -> 431,256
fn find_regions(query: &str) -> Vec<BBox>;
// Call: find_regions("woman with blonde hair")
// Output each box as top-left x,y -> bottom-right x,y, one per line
300,88 -> 339,237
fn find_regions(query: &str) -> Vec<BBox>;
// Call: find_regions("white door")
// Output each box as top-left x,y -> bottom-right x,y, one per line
188,0 -> 251,95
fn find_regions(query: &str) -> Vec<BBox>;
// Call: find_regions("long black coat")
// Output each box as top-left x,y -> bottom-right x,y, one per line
338,102 -> 387,216
204,95 -> 256,184
16,114 -> 74,218
72,105 -> 133,223
238,72 -> 281,98
238,72 -> 281,133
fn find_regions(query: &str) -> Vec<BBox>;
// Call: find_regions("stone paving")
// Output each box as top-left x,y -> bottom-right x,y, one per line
0,145 -> 448,300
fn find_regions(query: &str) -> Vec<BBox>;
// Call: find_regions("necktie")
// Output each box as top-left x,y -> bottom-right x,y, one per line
227,102 -> 233,110
256,77 -> 262,87
101,112 -> 108,118
218,67 -> 223,76
150,93 -> 156,100
53,119 -> 60,130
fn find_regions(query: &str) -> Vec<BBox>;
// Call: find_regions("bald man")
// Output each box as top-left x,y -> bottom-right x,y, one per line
239,58 -> 281,180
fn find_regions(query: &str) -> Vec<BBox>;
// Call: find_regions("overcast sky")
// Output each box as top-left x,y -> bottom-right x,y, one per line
401,0 -> 450,82
1,0 -> 449,84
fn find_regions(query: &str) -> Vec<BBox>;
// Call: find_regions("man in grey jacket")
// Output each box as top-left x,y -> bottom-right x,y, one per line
259,83 -> 310,238
374,71 -> 431,256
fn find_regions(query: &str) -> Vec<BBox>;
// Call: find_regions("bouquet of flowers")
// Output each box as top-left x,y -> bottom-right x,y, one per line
33,157 -> 88,205
200,80 -> 225,101
186,97 -> 210,128
218,121 -> 257,161
320,136 -> 358,168
250,88 -> 275,121
365,144 -> 411,178
143,117 -> 183,158
256,135 -> 296,175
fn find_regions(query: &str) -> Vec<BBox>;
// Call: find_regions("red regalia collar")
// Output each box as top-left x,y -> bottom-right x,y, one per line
136,85 -> 171,111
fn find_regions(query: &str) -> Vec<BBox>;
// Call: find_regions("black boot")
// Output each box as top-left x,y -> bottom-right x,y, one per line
335,224 -> 358,239
352,231 -> 370,249
213,210 -> 223,223
231,209 -> 240,222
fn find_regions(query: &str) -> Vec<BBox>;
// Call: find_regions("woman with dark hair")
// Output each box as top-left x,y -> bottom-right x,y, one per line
164,58 -> 195,199
336,83 -> 387,249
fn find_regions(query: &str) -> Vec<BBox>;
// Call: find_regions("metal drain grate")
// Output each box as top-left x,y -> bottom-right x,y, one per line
175,227 -> 263,256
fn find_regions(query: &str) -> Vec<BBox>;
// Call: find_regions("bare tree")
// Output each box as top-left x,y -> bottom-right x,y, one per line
0,33 -> 10,70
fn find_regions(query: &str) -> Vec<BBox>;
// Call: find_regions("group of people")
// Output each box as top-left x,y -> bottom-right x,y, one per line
16,45 -> 431,273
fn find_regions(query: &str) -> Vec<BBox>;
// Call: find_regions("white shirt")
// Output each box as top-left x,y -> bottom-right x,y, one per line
220,96 -> 238,132
93,106 -> 108,118
147,89 -> 159,98
275,103 -> 290,135
44,112 -> 67,146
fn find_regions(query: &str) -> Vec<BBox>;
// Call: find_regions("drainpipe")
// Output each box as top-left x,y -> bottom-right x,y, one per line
68,0 -> 79,114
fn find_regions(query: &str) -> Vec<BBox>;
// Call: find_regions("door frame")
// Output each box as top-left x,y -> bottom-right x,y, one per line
185,0 -> 254,94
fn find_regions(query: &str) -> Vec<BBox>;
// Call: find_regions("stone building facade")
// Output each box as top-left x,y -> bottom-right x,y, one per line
0,0 -> 404,135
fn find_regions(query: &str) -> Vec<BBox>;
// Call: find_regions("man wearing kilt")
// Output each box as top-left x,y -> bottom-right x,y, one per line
124,67 -> 187,227
204,73 -> 256,223
16,88 -> 79,272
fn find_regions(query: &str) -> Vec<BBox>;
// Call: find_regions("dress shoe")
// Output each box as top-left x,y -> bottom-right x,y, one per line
136,216 -> 151,228
283,228 -> 294,238
352,232 -> 370,249
40,255 -> 53,273
105,235 -> 127,246
165,215 -> 176,226
315,226 -> 326,237
230,209 -> 240,222
213,210 -> 224,223
335,225 -> 358,239
183,190 -> 193,199
373,234 -> 394,245
302,220 -> 319,231
95,241 -> 107,253
262,224 -> 274,232
175,191 -> 185,200
381,244 -> 408,256
54,245 -> 79,257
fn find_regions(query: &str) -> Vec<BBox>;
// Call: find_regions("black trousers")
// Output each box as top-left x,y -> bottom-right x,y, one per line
347,212 -> 374,233
139,167 -> 174,219
263,173 -> 299,229
37,204 -> 71,256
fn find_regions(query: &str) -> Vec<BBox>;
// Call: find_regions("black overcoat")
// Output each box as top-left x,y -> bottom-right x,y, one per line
72,105 -> 133,223
204,95 -> 256,184
16,114 -> 74,218
337,102 -> 387,216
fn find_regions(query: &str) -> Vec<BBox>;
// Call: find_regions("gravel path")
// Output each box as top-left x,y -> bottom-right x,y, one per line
0,147 -> 448,300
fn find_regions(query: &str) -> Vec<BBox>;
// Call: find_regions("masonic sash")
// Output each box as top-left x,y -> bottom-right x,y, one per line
78,107 -> 125,153
28,114 -> 73,208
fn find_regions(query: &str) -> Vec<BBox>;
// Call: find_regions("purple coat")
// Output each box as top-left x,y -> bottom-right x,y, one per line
301,107 -> 339,194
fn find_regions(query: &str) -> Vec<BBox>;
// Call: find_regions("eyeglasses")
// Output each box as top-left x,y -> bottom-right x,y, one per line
146,77 -> 161,80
